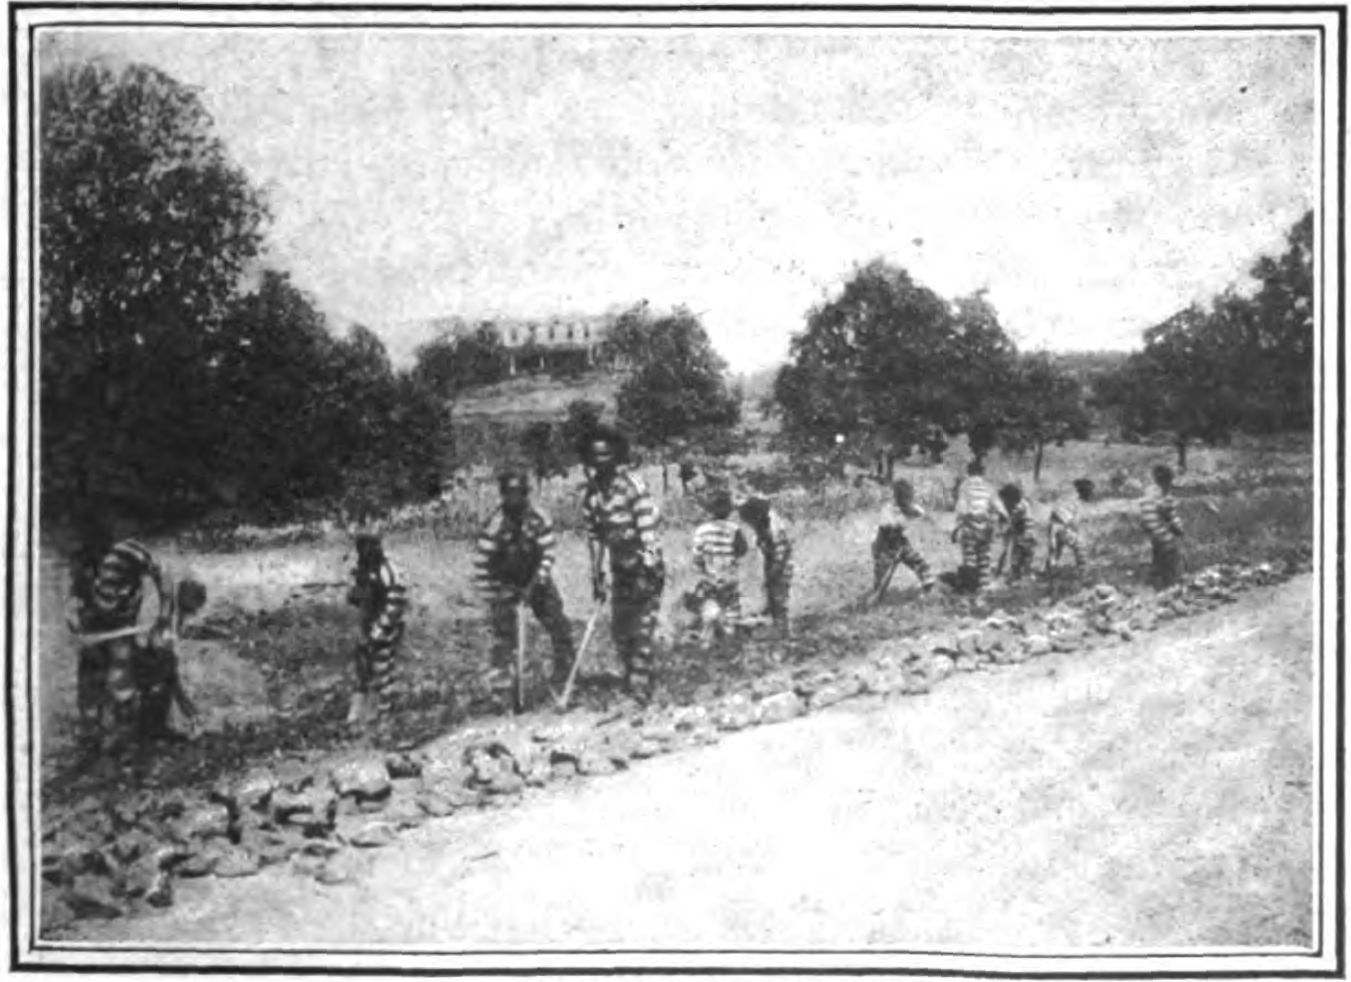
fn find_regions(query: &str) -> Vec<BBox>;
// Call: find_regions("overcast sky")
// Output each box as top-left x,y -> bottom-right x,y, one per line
41,26 -> 1317,371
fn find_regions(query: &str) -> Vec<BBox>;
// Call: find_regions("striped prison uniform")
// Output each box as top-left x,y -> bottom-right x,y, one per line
1003,499 -> 1037,582
954,477 -> 1008,593
67,538 -> 170,734
473,506 -> 574,685
1140,492 -> 1184,588
348,553 -> 409,709
872,505 -> 934,593
755,509 -> 794,630
583,468 -> 665,701
133,570 -> 202,739
1048,500 -> 1085,571
689,518 -> 750,643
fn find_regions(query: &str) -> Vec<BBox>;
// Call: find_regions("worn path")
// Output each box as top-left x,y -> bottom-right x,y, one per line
76,576 -> 1315,952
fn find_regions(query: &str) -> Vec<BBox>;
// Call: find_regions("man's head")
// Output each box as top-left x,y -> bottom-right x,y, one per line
966,459 -> 985,477
704,488 -> 734,520
1073,478 -> 1096,502
1151,465 -> 1175,490
580,425 -> 628,479
738,496 -> 771,531
892,478 -> 921,515
998,483 -> 1023,509
498,469 -> 531,516
177,577 -> 208,618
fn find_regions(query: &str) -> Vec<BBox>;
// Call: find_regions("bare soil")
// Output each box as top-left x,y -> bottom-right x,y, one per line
72,574 -> 1314,952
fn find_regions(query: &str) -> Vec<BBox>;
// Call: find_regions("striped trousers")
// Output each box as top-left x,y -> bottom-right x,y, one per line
488,580 -> 575,684
763,551 -> 794,630
872,529 -> 934,591
612,570 -> 663,702
1007,532 -> 1037,582
956,520 -> 995,593
355,615 -> 403,708
1149,537 -> 1182,589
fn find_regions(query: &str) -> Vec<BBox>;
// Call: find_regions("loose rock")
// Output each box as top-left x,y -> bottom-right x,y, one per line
213,845 -> 261,878
349,822 -> 396,848
65,876 -> 125,920
175,803 -> 231,842
808,677 -> 863,709
756,691 -> 804,725
233,769 -> 278,812
330,753 -> 391,802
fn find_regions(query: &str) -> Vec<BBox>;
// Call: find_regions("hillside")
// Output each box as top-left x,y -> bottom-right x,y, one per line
451,371 -> 623,422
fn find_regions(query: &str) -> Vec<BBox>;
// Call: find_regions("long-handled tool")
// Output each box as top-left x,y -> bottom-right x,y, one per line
994,533 -> 1012,577
513,601 -> 528,715
854,551 -> 903,611
553,601 -> 605,712
73,624 -> 153,645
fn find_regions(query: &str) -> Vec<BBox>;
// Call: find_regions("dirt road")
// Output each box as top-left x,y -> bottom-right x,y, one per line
76,576 -> 1314,952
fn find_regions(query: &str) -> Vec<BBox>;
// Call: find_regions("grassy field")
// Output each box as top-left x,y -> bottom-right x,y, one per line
36,438 -> 1314,804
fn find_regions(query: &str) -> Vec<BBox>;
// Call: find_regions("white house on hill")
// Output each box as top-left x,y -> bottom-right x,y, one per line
427,313 -> 614,375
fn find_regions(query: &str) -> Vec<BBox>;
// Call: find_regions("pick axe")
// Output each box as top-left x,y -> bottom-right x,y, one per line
552,601 -> 606,712
857,554 -> 904,610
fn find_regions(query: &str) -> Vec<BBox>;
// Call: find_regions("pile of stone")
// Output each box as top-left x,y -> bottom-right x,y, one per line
40,551 -> 1312,933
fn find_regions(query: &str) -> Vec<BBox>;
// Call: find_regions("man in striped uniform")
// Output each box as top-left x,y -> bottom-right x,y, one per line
472,470 -> 576,693
872,478 -> 935,598
996,483 -> 1037,583
1140,465 -> 1185,588
345,532 -> 409,727
66,515 -> 176,745
952,460 -> 1008,594
132,572 -> 207,741
1046,478 -> 1095,576
737,494 -> 794,637
580,426 -> 665,704
686,488 -> 750,648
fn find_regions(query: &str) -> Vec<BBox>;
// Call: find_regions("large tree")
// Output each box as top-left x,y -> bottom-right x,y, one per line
614,305 -> 741,452
998,352 -> 1092,480
40,60 -> 268,514
773,261 -> 1018,460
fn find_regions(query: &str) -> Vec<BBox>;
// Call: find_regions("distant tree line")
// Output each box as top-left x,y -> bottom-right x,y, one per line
1092,210 -> 1314,469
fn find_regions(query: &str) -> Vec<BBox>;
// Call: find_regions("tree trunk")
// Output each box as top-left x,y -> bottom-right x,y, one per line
1033,441 -> 1045,483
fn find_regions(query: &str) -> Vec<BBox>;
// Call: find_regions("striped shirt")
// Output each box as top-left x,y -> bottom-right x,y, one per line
1140,494 -> 1183,542
75,538 -> 167,628
582,468 -> 661,557
692,518 -> 749,585
351,556 -> 409,636
1049,499 -> 1080,531
955,477 -> 1008,527
473,506 -> 557,593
